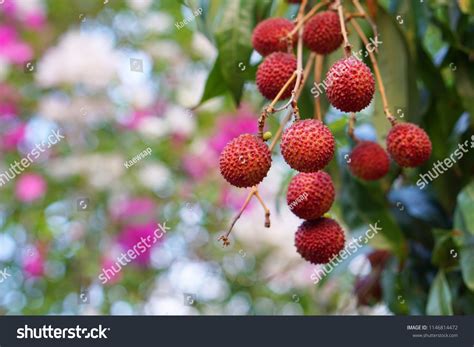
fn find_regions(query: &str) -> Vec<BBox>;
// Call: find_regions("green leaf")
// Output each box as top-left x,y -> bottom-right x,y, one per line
198,55 -> 228,105
215,0 -> 256,105
373,6 -> 417,138
426,270 -> 453,315
454,182 -> 474,290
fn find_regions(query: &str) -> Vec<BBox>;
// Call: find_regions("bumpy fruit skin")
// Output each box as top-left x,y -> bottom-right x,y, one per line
349,141 -> 390,180
287,171 -> 335,220
252,18 -> 295,56
256,52 -> 296,100
386,123 -> 432,167
295,218 -> 345,264
303,11 -> 343,54
326,57 -> 375,112
219,134 -> 271,188
281,119 -> 335,172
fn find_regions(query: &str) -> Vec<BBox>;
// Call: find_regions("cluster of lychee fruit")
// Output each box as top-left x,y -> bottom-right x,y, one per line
219,7 -> 432,266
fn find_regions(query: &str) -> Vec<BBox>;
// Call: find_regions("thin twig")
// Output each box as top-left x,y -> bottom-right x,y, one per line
314,54 -> 323,120
350,19 -> 396,125
286,1 -> 330,39
351,0 -> 379,49
254,190 -> 271,228
336,0 -> 352,58
348,112 -> 358,142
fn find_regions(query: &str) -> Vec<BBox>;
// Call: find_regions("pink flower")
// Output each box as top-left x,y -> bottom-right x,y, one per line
0,83 -> 20,116
15,173 -> 47,203
182,146 -> 216,180
207,104 -> 257,154
119,101 -> 167,130
2,122 -> 25,150
110,197 -> 156,225
23,245 -> 45,279
24,12 -> 46,30
0,25 -> 33,64
117,221 -> 162,266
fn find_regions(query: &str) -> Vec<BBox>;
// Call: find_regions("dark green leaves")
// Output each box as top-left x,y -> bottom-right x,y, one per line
427,270 -> 453,315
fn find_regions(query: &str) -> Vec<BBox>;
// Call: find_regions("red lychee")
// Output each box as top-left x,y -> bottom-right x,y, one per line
326,57 -> 375,112
287,171 -> 335,220
303,11 -> 343,55
219,134 -> 271,188
281,119 -> 335,172
256,52 -> 296,100
252,18 -> 295,57
386,123 -> 432,167
295,218 -> 345,264
348,141 -> 390,180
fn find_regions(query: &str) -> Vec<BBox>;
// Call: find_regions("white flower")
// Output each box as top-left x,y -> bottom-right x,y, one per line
143,12 -> 173,34
0,57 -> 9,82
137,117 -> 169,139
191,32 -> 217,61
126,0 -> 153,12
36,31 -> 120,89
137,163 -> 171,191
164,105 -> 196,137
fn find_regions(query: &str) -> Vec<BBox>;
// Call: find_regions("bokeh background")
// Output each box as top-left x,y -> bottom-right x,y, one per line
0,0 -> 473,315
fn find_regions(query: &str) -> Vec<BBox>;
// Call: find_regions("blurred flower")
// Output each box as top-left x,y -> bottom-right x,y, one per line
126,0 -> 153,12
143,12 -> 173,34
0,25 -> 33,65
36,30 -> 120,89
111,197 -> 157,225
182,143 -> 216,180
1,0 -> 46,29
117,221 -> 162,266
208,104 -> 257,154
2,121 -> 25,150
15,173 -> 47,203
137,163 -> 171,191
191,32 -> 217,61
0,83 -> 20,116
23,245 -> 45,278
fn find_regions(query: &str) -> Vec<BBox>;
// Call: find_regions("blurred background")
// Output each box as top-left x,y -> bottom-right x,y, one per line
0,0 -> 473,315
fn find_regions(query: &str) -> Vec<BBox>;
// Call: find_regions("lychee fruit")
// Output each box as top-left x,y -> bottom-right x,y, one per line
303,11 -> 343,55
348,141 -> 390,180
219,134 -> 272,188
252,18 -> 295,56
281,119 -> 335,172
326,57 -> 375,112
287,171 -> 335,220
295,217 -> 345,264
386,123 -> 432,167
256,52 -> 297,100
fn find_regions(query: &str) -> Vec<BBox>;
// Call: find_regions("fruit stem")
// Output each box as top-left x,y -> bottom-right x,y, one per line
350,19 -> 396,126
335,0 -> 352,58
348,112 -> 359,142
351,0 -> 379,48
286,0 -> 330,39
314,54 -> 323,121
220,186 -> 258,246
254,190 -> 271,228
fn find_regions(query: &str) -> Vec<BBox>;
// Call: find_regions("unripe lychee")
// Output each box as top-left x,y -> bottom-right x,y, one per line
303,11 -> 343,55
256,52 -> 296,100
281,119 -> 335,172
386,123 -> 432,167
295,217 -> 345,264
287,171 -> 335,220
348,141 -> 390,180
326,57 -> 375,112
252,18 -> 295,56
219,134 -> 271,188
